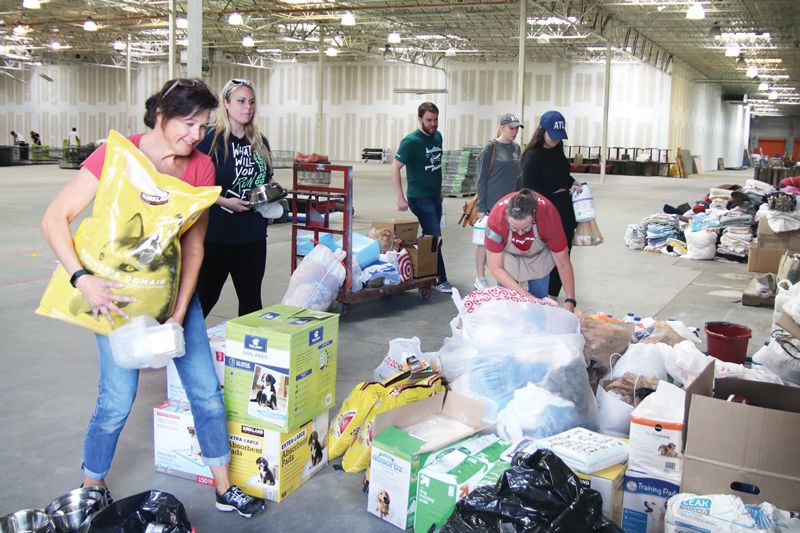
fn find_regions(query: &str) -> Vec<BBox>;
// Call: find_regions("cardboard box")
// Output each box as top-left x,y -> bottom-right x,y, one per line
748,240 -> 791,274
153,402 -> 215,486
401,235 -> 439,278
777,311 -> 800,339
741,276 -> 776,307
414,435 -> 512,533
575,463 -> 626,526
224,305 -> 338,432
621,468 -> 680,533
371,220 -> 419,243
681,365 -> 800,510
227,412 -> 328,502
167,321 -> 227,403
756,218 -> 800,248
367,392 -> 487,530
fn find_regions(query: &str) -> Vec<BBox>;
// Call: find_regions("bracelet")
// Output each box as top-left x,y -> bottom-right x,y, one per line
70,268 -> 91,288
565,298 -> 577,306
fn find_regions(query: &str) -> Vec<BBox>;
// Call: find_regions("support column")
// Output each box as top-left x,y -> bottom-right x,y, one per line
168,0 -> 176,79
126,35 -> 132,130
186,0 -> 202,78
600,41 -> 611,184
517,0 -> 527,142
316,29 -> 324,153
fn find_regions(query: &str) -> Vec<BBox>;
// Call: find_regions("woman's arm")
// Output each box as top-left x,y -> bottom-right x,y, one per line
551,248 -> 576,312
167,210 -> 209,325
41,168 -> 136,324
486,248 -> 528,294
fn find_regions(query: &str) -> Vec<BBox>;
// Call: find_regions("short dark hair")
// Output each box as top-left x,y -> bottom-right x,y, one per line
418,102 -> 439,118
505,188 -> 538,220
143,78 -> 219,129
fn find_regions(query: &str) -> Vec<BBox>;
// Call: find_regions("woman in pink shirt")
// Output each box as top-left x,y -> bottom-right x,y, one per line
40,78 -> 264,518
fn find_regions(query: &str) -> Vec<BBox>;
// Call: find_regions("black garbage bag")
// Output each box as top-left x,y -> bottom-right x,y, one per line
440,449 -> 624,533
79,490 -> 192,533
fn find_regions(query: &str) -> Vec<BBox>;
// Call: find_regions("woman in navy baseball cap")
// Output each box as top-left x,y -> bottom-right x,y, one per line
520,110 -> 582,301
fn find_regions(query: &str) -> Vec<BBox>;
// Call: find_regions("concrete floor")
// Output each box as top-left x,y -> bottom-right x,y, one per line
0,161 -> 773,531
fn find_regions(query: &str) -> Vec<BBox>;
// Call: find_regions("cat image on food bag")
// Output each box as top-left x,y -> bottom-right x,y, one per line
69,212 -> 180,322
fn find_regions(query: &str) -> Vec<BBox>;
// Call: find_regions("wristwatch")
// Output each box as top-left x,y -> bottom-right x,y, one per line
565,298 -> 577,306
70,268 -> 91,288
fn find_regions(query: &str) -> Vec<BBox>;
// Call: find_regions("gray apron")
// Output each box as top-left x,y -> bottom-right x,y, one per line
502,224 -> 555,282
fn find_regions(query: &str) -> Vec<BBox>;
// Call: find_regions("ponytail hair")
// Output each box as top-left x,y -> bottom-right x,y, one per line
505,188 -> 538,220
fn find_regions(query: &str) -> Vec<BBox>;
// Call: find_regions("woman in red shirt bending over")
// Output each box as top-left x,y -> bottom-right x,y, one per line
484,188 -> 577,313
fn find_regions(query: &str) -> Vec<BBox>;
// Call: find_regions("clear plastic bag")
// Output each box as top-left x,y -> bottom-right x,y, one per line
109,315 -> 185,369
373,337 -> 440,381
281,244 -> 346,311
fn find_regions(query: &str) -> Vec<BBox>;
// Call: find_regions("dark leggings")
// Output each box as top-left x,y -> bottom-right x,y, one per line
197,240 -> 266,317
547,191 -> 577,297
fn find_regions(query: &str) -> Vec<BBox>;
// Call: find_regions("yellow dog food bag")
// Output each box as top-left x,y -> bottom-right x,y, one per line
328,380 -> 385,460
36,130 -> 220,335
341,373 -> 446,473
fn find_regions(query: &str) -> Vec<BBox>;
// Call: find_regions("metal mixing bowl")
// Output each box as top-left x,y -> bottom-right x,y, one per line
0,509 -> 54,533
45,488 -> 107,533
248,182 -> 287,206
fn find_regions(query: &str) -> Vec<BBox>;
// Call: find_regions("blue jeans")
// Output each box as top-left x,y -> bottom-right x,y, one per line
83,294 -> 229,480
527,275 -> 550,299
408,196 -> 447,283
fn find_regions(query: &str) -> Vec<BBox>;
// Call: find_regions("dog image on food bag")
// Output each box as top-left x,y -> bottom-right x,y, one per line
255,456 -> 276,485
375,489 -> 391,519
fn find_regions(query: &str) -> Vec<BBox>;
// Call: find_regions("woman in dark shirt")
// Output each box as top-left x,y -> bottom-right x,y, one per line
521,110 -> 581,300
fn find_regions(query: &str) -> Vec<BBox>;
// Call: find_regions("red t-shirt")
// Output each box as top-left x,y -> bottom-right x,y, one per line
484,192 -> 567,254
81,133 -> 215,187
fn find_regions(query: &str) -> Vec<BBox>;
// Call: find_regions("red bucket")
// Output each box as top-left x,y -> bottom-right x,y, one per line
705,321 -> 751,364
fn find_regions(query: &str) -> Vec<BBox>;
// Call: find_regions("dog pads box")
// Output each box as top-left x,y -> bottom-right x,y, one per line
621,468 -> 680,533
629,381 -> 686,483
224,305 -> 337,432
153,402 -> 215,486
167,321 -> 227,403
575,463 -> 626,526
681,375 -> 800,511
371,220 -> 419,243
413,434 -> 512,533
367,392 -> 487,530
401,236 -> 439,278
227,411 -> 328,503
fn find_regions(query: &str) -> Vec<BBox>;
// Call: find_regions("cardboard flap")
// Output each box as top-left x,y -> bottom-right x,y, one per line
420,235 -> 440,252
440,391 -> 487,428
714,377 -> 800,413
681,358 -> 715,452
373,392 -> 446,438
777,311 -> 800,340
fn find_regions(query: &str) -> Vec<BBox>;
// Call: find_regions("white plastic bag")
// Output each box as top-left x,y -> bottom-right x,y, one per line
373,337 -> 440,381
683,228 -> 717,260
595,385 -> 633,438
472,215 -> 488,245
780,280 -> 800,325
752,337 -> 800,385
604,342 -> 671,382
281,244 -> 346,311
495,383 -> 576,442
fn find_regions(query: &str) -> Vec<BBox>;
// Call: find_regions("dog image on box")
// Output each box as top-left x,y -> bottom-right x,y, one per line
255,456 -> 276,485
657,442 -> 679,458
643,499 -> 667,533
187,426 -> 202,461
308,430 -> 324,466
248,365 -> 289,420
375,489 -> 391,519
301,421 -> 328,480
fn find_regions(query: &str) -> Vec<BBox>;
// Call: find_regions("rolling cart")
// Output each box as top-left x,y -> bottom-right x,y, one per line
289,162 -> 437,315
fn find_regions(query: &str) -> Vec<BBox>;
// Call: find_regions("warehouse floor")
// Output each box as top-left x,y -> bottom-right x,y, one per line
0,161 -> 773,531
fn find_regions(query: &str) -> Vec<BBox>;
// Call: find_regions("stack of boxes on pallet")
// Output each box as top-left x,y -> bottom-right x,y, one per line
153,304 -> 339,502
441,147 -> 480,197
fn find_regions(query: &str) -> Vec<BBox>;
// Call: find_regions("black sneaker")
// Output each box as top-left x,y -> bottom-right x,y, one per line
215,485 -> 265,518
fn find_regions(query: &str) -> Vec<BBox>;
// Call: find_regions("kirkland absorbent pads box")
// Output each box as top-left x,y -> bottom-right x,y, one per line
224,305 -> 338,432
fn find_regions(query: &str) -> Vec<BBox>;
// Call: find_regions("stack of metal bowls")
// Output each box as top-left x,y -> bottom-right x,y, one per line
0,509 -> 54,533
43,488 -> 109,533
248,182 -> 287,207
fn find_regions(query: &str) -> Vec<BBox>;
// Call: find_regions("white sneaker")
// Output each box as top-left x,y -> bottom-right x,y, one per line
434,281 -> 453,293
474,277 -> 489,290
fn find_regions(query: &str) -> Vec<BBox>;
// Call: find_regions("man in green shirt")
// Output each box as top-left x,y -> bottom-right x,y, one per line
390,102 -> 451,292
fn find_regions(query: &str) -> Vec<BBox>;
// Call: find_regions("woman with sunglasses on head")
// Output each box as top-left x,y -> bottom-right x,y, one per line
484,189 -> 577,313
40,78 -> 265,519
521,110 -> 582,301
473,113 -> 523,290
196,78 -> 274,318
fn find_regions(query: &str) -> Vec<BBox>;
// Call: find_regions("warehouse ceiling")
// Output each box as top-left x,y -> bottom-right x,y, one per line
1,0 -> 799,115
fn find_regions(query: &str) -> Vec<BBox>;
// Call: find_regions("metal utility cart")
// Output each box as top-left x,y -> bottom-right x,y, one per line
289,162 -> 437,315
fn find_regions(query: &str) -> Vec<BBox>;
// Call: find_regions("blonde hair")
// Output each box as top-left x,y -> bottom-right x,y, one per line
209,79 -> 272,169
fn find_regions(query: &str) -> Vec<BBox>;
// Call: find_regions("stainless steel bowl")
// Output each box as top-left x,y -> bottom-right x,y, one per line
45,488 -> 107,533
248,182 -> 287,206
0,509 -> 54,533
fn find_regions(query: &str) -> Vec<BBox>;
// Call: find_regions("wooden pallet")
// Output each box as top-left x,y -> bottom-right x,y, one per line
675,148 -> 688,179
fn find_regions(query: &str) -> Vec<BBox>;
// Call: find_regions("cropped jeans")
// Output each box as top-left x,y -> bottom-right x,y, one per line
82,294 -> 230,480
408,196 -> 447,283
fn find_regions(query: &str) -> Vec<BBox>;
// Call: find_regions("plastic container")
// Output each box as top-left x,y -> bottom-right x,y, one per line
472,215 -> 488,246
320,231 -> 379,269
109,316 -> 186,369
705,321 -> 751,364
623,312 -> 636,323
572,182 -> 596,222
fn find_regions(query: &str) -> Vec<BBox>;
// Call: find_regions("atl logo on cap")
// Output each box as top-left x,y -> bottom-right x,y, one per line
553,121 -> 565,130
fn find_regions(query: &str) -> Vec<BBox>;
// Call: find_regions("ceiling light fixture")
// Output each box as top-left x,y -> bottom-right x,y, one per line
50,40 -> 62,50
22,0 -> 40,8
13,23 -> 29,35
83,17 -> 98,32
537,34 -> 551,44
445,47 -> 456,57
228,12 -> 243,26
112,39 -> 125,50
325,46 -> 338,57
746,66 -> 759,78
341,12 -> 355,26
388,32 -> 401,44
768,91 -> 778,100
758,82 -> 769,91
242,34 -> 255,47
176,17 -> 188,29
724,45 -> 740,57
657,5 -> 666,12
686,2 -> 705,20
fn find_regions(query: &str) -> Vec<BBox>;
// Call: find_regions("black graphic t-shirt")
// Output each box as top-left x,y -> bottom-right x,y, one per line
197,128 -> 273,245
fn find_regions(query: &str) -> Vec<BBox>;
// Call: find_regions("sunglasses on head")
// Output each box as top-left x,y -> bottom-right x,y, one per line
229,78 -> 252,86
162,78 -> 197,98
